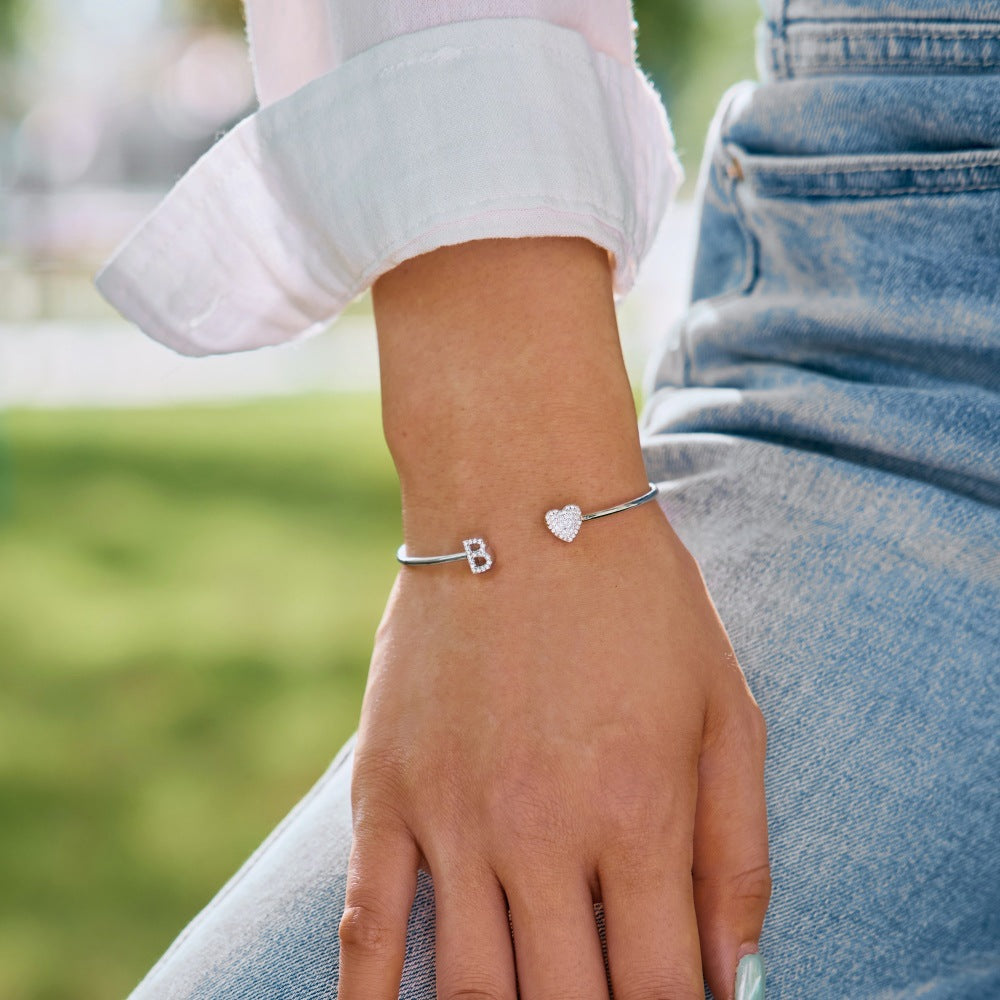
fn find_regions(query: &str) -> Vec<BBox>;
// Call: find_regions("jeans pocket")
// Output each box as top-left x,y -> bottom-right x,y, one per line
725,141 -> 1000,300
719,140 -> 1000,391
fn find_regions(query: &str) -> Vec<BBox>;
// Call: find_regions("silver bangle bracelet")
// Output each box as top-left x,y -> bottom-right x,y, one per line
395,481 -> 659,575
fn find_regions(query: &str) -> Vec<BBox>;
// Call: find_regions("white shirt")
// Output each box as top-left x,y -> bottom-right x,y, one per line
95,1 -> 682,357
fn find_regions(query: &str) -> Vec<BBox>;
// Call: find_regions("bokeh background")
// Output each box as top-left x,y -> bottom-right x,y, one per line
0,2 -> 759,996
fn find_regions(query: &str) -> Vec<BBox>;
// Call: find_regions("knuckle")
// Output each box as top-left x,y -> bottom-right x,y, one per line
707,688 -> 768,761
594,757 -> 691,842
353,744 -> 410,795
337,902 -> 395,955
713,862 -> 773,911
745,699 -> 768,750
601,789 -> 663,847
349,805 -> 408,853
482,756 -> 571,851
622,969 -> 703,1000
693,862 -> 772,915
350,762 -> 417,833
736,862 -> 773,907
442,988 -> 508,1000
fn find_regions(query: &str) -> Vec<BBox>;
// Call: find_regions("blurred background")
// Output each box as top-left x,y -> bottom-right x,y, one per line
0,1 -> 759,996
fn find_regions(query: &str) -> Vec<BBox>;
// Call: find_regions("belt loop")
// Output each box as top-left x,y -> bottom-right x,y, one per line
778,0 -> 792,80
757,0 -> 793,81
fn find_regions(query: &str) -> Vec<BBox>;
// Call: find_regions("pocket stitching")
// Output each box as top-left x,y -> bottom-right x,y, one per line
732,146 -> 1000,198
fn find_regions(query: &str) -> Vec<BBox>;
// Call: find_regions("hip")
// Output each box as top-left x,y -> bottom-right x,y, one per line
642,15 -> 1000,504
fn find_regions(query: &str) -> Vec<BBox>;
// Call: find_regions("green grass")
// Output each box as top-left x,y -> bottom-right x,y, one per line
0,395 -> 400,1000
0,387 -> 647,999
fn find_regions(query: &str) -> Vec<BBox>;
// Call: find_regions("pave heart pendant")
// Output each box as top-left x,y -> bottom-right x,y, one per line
544,504 -> 583,543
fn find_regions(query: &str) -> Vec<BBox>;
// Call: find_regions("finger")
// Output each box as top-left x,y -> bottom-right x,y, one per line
599,845 -> 704,999
503,866 -> 608,998
694,692 -> 771,1000
336,816 -> 420,1000
432,860 -> 518,1000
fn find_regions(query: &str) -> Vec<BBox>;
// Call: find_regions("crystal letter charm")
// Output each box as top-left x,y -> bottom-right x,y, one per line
462,537 -> 493,573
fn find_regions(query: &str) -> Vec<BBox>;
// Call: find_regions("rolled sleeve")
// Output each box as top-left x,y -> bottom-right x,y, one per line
95,16 -> 682,357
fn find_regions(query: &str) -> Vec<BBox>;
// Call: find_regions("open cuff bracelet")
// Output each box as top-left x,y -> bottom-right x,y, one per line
395,481 -> 660,574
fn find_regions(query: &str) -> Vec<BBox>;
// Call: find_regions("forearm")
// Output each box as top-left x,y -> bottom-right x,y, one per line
372,236 -> 652,561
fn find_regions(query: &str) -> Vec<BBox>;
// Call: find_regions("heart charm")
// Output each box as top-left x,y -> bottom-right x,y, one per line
544,504 -> 582,543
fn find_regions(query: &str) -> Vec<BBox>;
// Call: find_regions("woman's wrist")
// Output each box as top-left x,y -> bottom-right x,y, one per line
392,396 -> 651,556
392,421 -> 651,555
372,236 -> 652,557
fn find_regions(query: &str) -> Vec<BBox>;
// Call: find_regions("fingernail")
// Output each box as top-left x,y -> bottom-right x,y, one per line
735,952 -> 765,1000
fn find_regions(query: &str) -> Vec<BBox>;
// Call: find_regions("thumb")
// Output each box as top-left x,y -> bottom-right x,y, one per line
693,683 -> 771,1000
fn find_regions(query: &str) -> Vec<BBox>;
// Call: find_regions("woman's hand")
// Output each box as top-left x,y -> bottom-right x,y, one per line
336,235 -> 770,999
337,500 -> 769,999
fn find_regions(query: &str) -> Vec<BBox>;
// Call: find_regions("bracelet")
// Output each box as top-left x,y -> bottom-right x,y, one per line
395,482 -> 659,575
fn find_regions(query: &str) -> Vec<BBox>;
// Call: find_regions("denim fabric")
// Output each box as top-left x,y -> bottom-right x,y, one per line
126,3 -> 1000,998
638,1 -> 1000,995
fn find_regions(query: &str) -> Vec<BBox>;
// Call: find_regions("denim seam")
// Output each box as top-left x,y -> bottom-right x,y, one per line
792,59 -> 1000,68
721,146 -> 761,295
761,1 -> 793,81
736,148 -> 1000,197
787,52 -> 1000,68
792,28 -> 1000,39
782,15 -> 1000,25
780,0 -> 793,79
763,17 -> 1000,78
731,182 -> 760,293
762,26 -> 785,80
784,28 -> 1000,63
753,180 -> 1000,197
788,25 -> 1000,37
746,154 -> 1000,174
799,33 -> 1000,41
787,51 -> 1000,71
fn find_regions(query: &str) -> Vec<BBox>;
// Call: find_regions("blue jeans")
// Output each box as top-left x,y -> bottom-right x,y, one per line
127,2 -> 1000,997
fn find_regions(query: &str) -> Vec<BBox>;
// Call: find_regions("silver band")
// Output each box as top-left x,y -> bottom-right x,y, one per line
396,482 -> 660,574
582,481 -> 660,522
396,537 -> 494,573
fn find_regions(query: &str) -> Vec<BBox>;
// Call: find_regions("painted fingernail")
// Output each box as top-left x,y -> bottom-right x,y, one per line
735,952 -> 765,1000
